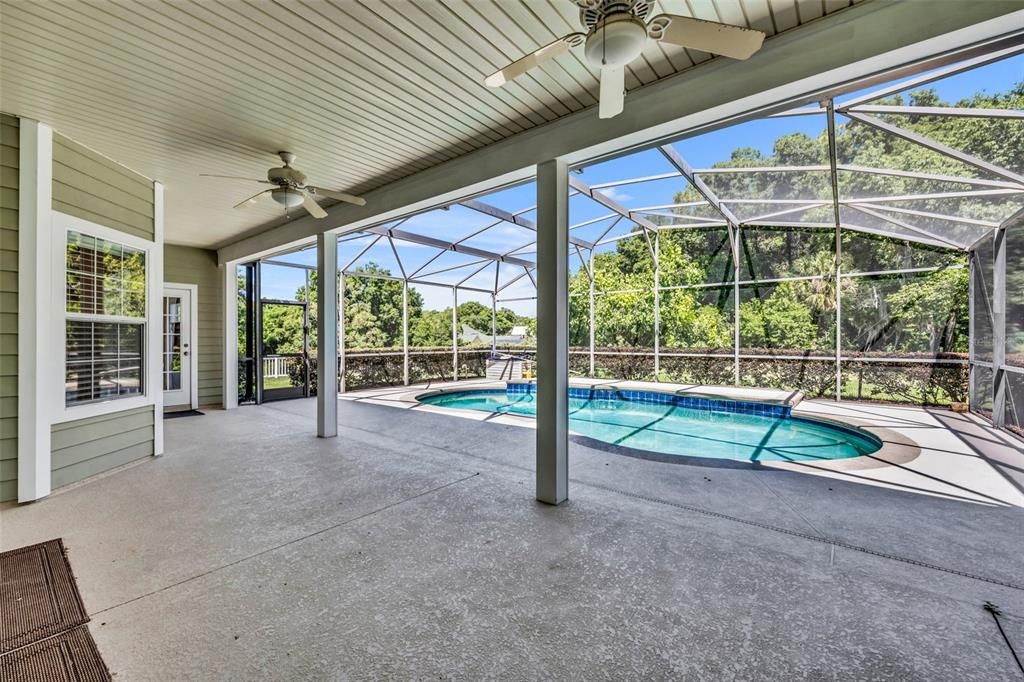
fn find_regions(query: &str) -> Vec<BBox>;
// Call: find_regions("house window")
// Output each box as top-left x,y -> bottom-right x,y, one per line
65,231 -> 146,405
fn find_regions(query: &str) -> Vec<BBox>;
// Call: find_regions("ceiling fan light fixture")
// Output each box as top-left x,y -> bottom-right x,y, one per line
584,15 -> 647,67
271,187 -> 305,209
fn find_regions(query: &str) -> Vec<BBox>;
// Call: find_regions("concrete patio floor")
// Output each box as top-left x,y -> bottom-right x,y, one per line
2,397 -> 1023,679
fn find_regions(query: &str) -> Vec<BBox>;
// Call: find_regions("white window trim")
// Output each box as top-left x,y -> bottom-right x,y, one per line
51,211 -> 160,423
163,282 -> 200,410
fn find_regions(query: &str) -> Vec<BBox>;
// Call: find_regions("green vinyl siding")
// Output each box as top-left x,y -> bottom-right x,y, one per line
164,245 -> 224,407
49,133 -> 157,491
51,406 -> 153,489
0,114 -> 17,502
52,133 -> 154,241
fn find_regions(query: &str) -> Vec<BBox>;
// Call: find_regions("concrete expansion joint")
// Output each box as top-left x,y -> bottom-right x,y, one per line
86,471 -> 481,618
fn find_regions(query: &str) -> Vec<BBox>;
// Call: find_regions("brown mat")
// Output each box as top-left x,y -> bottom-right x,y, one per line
0,626 -> 110,682
0,539 -> 88,654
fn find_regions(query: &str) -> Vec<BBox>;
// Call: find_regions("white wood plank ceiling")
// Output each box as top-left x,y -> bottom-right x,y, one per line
0,0 -> 860,248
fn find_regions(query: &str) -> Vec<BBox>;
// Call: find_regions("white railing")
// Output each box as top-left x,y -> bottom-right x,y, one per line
263,356 -> 291,378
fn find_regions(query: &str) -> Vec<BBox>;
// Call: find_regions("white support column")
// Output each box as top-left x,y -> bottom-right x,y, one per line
339,273 -> 346,393
223,259 -> 239,409
402,282 -> 410,386
151,182 -> 165,455
17,119 -> 53,502
317,231 -> 338,438
535,158 -> 569,505
452,287 -> 458,381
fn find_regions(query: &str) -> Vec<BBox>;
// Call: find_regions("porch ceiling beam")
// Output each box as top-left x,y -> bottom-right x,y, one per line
845,104 -> 1024,119
843,111 -> 1024,186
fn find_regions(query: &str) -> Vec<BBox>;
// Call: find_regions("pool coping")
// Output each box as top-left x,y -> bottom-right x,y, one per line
345,379 -> 921,471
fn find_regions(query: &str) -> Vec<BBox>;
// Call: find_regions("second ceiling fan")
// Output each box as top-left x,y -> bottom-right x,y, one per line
485,0 -> 766,119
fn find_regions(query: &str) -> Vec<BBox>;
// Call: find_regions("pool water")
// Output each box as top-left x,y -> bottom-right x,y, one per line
419,389 -> 879,462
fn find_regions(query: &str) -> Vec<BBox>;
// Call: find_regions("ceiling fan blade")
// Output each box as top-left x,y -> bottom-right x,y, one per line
310,186 -> 367,207
484,33 -> 585,87
648,15 -> 765,60
200,174 -> 271,183
233,189 -> 272,210
301,192 -> 328,219
599,66 -> 625,120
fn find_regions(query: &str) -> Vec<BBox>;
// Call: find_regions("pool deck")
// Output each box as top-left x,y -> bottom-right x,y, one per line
341,378 -> 1024,507
2,394 -> 1023,678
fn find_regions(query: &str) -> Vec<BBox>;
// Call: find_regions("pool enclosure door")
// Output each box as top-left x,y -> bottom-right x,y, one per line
259,299 -> 311,402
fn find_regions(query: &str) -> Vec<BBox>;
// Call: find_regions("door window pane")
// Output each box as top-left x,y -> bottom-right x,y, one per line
163,296 -> 183,391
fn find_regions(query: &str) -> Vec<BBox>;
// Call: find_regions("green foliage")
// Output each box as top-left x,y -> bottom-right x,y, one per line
739,283 -> 821,350
247,80 -> 1018,405
342,264 -> 423,348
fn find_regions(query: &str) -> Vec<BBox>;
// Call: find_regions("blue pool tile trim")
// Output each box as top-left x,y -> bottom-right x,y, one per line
505,383 -> 791,418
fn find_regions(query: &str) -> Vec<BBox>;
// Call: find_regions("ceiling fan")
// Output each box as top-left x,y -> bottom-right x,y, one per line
201,151 -> 366,219
484,0 -> 766,119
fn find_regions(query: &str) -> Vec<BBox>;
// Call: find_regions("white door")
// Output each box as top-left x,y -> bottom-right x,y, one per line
162,285 -> 195,409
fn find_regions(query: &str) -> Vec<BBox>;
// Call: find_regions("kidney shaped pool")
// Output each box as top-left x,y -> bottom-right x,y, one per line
418,387 -> 880,463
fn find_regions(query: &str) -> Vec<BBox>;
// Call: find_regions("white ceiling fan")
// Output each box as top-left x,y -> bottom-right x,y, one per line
484,0 -> 766,119
201,151 -> 366,219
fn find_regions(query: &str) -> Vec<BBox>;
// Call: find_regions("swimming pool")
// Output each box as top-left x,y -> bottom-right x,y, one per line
418,387 -> 880,463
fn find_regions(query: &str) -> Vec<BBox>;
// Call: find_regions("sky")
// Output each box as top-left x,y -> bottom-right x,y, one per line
259,54 -> 1021,315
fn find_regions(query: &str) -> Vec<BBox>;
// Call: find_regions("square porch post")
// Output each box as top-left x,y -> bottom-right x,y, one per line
536,158 -> 569,505
317,231 -> 338,438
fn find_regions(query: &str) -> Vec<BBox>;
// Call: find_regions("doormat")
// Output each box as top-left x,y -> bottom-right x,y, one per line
0,626 -> 110,682
0,539 -> 111,680
164,409 -> 205,419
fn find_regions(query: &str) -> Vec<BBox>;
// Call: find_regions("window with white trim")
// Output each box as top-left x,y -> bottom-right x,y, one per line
65,231 -> 146,405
